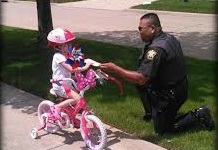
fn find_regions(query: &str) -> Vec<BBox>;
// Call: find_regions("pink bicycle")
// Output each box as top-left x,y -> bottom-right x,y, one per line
30,68 -> 123,150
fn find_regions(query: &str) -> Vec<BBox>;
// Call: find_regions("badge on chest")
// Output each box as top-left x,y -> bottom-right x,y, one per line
145,50 -> 157,60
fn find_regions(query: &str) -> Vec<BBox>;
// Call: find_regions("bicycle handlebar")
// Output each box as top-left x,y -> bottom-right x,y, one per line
95,69 -> 123,96
50,69 -> 124,96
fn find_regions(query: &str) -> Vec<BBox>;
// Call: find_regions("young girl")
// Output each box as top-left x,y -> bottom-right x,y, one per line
47,27 -> 92,119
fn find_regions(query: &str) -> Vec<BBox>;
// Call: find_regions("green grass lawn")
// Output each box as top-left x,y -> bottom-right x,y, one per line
1,26 -> 216,150
132,0 -> 216,14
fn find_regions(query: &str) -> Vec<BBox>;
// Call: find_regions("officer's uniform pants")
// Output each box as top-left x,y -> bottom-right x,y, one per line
148,78 -> 188,135
135,85 -> 152,114
151,103 -> 182,134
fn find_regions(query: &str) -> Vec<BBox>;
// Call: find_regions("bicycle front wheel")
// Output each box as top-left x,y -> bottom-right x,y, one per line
80,114 -> 107,150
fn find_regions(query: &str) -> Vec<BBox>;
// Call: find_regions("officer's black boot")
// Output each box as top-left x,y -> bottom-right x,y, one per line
193,106 -> 215,131
174,106 -> 215,132
174,112 -> 196,132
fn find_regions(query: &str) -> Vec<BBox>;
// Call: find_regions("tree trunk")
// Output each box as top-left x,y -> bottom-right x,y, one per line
36,0 -> 53,46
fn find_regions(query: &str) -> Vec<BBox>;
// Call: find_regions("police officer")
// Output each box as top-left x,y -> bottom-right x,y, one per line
100,13 -> 215,136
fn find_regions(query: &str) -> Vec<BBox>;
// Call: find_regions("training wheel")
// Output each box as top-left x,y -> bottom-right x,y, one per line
30,128 -> 38,139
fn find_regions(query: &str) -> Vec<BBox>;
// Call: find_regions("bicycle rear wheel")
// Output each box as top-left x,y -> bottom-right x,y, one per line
80,114 -> 107,150
37,100 -> 60,133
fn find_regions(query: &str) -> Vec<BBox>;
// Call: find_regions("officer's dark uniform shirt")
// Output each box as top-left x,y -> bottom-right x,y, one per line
137,31 -> 187,97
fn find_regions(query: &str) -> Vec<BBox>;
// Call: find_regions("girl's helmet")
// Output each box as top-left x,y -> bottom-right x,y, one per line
47,28 -> 76,48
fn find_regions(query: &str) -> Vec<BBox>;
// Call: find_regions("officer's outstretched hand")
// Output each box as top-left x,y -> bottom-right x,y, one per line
100,62 -> 117,73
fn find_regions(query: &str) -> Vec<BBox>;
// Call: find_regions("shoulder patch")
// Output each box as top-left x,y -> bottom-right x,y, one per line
146,50 -> 157,60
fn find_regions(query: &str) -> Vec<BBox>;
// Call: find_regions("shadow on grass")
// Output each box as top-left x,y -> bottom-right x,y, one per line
1,26 -> 216,113
77,30 -> 217,61
1,27 -> 216,150
76,30 -> 216,105
2,27 -> 216,100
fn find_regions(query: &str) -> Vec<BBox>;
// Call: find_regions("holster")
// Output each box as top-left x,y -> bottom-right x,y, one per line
147,88 -> 176,111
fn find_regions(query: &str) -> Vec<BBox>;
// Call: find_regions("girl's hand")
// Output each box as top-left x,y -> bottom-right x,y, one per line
84,59 -> 101,67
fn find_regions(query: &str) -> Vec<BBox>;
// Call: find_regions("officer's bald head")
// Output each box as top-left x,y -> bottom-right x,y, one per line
140,13 -> 162,31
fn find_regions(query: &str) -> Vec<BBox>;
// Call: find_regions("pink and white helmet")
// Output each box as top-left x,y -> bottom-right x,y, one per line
47,28 -> 76,48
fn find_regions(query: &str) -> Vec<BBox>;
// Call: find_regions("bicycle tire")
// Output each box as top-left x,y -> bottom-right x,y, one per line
37,100 -> 60,133
80,114 -> 107,150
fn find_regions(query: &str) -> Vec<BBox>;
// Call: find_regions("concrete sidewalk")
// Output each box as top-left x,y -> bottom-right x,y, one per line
1,82 -> 167,150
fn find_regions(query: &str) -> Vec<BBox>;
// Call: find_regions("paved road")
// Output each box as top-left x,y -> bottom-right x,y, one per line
1,1 -> 217,60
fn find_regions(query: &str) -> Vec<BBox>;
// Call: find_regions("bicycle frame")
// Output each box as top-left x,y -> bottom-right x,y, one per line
31,69 -> 123,137
37,69 -> 105,129
31,68 -> 123,148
